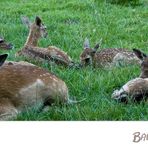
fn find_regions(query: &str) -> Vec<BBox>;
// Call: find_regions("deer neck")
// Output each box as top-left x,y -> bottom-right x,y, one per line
24,29 -> 40,47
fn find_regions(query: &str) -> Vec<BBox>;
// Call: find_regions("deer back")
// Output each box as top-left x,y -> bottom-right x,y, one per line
17,45 -> 73,66
94,48 -> 128,67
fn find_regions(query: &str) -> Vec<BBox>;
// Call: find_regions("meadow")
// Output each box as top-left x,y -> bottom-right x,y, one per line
0,0 -> 148,120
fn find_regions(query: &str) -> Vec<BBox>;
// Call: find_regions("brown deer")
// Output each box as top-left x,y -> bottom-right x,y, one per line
0,53 -> 78,120
80,38 -> 140,68
0,36 -> 13,50
16,16 -> 75,67
112,49 -> 148,103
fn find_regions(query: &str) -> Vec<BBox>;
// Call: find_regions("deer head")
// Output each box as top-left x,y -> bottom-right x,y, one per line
80,38 -> 100,66
0,37 -> 13,50
22,16 -> 48,46
133,49 -> 148,78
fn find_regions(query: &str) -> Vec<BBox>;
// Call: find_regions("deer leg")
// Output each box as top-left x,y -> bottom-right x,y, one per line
0,101 -> 18,121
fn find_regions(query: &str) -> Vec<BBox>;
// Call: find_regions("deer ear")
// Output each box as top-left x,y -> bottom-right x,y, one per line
21,16 -> 31,28
93,43 -> 100,51
0,54 -> 8,67
133,49 -> 147,60
93,38 -> 102,51
35,16 -> 42,26
84,38 -> 90,49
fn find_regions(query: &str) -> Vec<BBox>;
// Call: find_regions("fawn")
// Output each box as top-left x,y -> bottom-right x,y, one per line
0,36 -> 13,50
0,53 -> 71,120
16,16 -> 74,67
80,38 -> 140,68
112,49 -> 148,102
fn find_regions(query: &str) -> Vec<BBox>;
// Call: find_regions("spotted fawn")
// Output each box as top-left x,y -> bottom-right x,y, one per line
80,38 -> 140,68
16,16 -> 75,67
112,49 -> 148,103
0,53 -> 71,120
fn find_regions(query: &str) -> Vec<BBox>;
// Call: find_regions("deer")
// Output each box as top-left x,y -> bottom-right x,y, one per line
112,49 -> 148,103
0,53 -> 81,121
80,38 -> 140,68
0,36 -> 13,50
16,16 -> 76,67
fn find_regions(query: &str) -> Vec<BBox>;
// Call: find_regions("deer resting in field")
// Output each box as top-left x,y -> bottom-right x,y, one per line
0,53 -> 74,120
80,38 -> 140,68
0,36 -> 13,50
16,16 -> 75,67
112,49 -> 148,103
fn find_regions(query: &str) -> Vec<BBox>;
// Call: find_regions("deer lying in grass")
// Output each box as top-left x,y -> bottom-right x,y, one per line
80,38 -> 140,68
16,16 -> 75,67
0,53 -> 77,120
112,49 -> 148,103
0,36 -> 13,50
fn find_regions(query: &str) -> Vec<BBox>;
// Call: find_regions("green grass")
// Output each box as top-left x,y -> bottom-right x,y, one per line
0,0 -> 148,120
